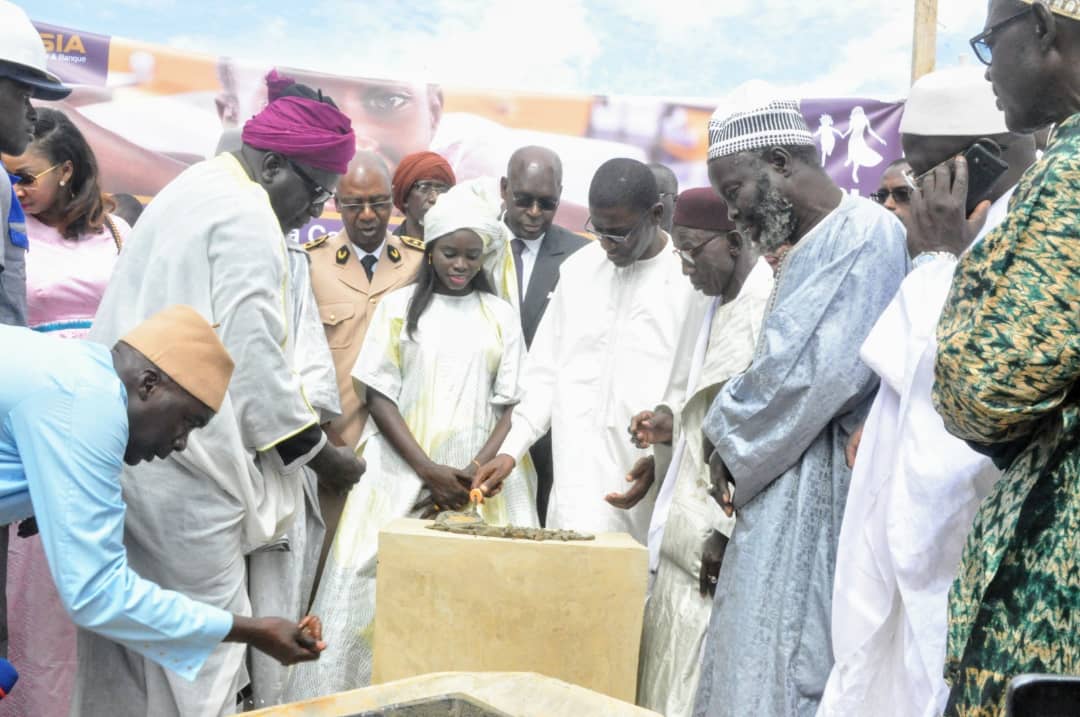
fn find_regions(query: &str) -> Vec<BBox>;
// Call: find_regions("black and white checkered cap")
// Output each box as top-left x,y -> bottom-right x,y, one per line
708,99 -> 814,160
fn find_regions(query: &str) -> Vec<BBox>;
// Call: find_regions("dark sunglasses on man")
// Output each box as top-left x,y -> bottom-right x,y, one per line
870,186 -> 913,205
511,192 -> 559,212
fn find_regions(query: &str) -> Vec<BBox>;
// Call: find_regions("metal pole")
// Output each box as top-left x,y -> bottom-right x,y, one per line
911,0 -> 939,84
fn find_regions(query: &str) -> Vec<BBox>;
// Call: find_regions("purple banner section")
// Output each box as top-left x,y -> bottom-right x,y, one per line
32,22 -> 110,87
802,98 -> 906,196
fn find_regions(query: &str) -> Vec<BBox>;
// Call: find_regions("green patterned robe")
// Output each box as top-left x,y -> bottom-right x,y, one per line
933,113 -> 1080,717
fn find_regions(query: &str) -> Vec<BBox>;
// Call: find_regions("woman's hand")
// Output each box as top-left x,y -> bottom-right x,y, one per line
418,463 -> 471,510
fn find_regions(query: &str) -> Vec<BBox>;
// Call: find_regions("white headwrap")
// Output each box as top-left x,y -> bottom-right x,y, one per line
421,177 -> 510,251
900,66 -> 1008,137
708,97 -> 814,160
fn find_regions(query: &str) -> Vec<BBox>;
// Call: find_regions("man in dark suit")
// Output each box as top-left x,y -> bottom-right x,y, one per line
500,146 -> 588,523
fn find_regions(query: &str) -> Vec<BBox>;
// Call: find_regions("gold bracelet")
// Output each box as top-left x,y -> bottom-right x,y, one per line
472,459 -> 482,469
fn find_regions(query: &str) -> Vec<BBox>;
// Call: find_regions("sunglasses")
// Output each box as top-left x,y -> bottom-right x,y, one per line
12,163 -> 61,187
511,192 -> 559,212
970,7 -> 1032,66
336,197 -> 394,213
870,187 -> 913,205
285,157 -> 333,206
584,209 -> 651,246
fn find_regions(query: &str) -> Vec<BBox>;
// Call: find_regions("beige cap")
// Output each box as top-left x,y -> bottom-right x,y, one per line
121,305 -> 234,412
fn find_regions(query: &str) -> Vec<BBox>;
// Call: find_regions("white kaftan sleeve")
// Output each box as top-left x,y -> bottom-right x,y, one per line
350,294 -> 405,408
486,296 -> 525,407
209,226 -> 318,453
290,251 -> 342,421
704,225 -> 907,509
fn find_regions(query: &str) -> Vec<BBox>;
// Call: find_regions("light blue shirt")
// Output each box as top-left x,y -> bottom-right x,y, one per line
0,325 -> 233,680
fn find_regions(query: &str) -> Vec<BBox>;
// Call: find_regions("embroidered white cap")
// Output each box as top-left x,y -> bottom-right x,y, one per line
0,1 -> 71,101
708,94 -> 814,160
900,67 -> 1007,137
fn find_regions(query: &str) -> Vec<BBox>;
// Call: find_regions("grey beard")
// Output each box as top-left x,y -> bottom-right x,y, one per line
756,188 -> 797,253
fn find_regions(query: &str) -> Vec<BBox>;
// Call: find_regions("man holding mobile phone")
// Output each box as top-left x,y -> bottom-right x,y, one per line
901,68 -> 1036,260
822,66 -> 1036,717
930,2 -> 1080,714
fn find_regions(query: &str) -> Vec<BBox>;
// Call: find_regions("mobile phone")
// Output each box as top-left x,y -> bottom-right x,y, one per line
962,138 -> 1009,216
1005,674 -> 1080,716
908,139 -> 1009,217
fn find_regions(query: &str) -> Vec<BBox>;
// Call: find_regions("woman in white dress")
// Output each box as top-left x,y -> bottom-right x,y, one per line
843,106 -> 888,183
285,181 -> 538,699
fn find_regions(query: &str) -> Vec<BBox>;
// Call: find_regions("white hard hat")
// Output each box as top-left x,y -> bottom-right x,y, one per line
0,1 -> 70,100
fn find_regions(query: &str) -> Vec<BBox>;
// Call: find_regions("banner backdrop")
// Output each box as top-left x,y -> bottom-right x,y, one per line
30,20 -> 905,240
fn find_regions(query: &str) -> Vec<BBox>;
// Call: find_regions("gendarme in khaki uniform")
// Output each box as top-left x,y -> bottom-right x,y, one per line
305,228 -> 424,448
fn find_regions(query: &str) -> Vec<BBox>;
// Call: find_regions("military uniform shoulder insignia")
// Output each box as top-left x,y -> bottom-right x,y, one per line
336,246 -> 350,265
387,245 -> 402,263
304,234 -> 331,251
400,234 -> 425,251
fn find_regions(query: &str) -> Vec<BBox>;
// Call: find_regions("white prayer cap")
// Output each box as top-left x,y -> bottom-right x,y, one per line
422,177 -> 510,251
900,67 -> 1008,137
708,90 -> 814,160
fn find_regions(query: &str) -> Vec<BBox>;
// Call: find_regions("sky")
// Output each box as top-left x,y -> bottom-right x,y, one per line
20,0 -> 990,100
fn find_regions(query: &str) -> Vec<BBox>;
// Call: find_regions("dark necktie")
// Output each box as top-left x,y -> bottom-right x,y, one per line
511,238 -> 526,303
361,254 -> 377,282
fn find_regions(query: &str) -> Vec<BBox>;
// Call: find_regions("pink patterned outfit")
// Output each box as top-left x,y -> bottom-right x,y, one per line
2,213 -> 127,717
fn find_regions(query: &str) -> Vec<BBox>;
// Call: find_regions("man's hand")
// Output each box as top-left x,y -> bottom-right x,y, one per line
906,156 -> 991,258
309,443 -> 366,496
227,615 -> 325,665
604,456 -> 657,510
699,530 -> 729,597
627,409 -> 674,448
472,454 -> 515,498
418,463 -> 472,511
845,422 -> 864,469
708,452 -> 735,517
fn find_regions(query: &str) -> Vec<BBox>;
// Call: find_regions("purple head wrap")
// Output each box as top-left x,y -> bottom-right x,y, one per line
241,71 -> 356,175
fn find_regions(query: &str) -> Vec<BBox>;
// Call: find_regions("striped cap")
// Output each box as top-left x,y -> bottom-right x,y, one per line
708,99 -> 814,160
1020,0 -> 1080,20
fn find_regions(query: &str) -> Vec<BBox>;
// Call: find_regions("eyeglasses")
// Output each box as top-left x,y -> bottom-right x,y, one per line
673,234 -> 721,266
337,197 -> 394,213
511,192 -> 559,212
584,209 -> 651,245
970,7 -> 1032,66
285,158 -> 333,206
12,163 -> 61,187
411,180 -> 450,198
870,187 -> 913,205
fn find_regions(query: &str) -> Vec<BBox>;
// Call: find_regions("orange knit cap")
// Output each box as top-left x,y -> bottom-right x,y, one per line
391,151 -> 456,212
120,305 -> 235,412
